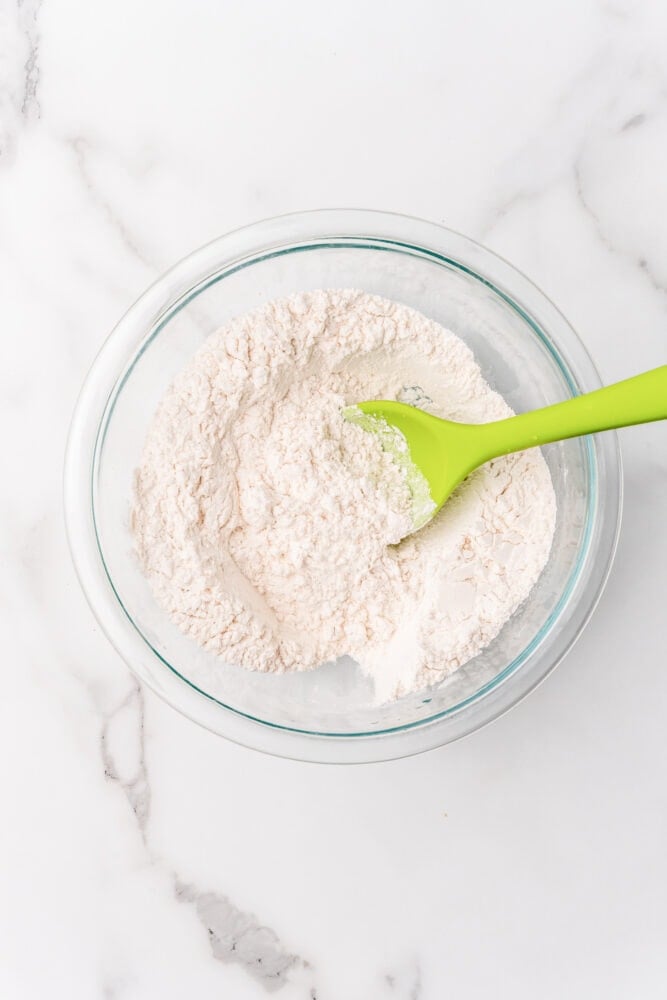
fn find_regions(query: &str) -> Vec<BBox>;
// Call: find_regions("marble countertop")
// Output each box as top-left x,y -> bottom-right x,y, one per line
2,1 -> 666,997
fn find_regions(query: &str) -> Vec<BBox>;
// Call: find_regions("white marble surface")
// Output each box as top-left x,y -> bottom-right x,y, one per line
2,1 -> 666,996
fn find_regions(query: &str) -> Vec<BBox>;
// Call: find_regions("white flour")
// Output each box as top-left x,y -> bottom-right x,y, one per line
132,290 -> 556,701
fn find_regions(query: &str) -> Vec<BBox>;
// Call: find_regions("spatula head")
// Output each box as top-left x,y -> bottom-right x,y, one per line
350,400 -> 470,520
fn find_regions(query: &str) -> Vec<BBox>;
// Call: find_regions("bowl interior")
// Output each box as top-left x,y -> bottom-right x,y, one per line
94,240 -> 592,736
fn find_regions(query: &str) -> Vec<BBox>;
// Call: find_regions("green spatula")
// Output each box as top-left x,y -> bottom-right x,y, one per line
349,364 -> 667,529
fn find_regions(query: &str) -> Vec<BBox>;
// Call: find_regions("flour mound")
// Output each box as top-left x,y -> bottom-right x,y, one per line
132,290 -> 556,701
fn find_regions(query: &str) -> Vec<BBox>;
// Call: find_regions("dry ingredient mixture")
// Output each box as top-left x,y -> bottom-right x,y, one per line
132,290 -> 556,702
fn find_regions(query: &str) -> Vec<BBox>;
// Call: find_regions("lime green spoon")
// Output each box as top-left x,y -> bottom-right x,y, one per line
352,364 -> 667,527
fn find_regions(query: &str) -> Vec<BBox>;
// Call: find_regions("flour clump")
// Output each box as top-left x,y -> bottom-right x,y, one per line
132,290 -> 556,701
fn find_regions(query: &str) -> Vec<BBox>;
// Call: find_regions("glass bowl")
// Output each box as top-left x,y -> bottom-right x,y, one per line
64,210 -> 622,763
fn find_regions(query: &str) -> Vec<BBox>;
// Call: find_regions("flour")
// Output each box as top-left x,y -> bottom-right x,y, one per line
132,290 -> 557,702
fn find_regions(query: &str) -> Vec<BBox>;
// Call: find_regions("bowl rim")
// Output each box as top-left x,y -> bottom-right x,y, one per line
64,209 -> 622,763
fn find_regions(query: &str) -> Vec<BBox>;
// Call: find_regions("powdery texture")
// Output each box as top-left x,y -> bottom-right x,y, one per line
132,290 -> 557,701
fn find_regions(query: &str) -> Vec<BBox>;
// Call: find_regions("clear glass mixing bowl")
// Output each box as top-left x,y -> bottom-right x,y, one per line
64,210 -> 622,762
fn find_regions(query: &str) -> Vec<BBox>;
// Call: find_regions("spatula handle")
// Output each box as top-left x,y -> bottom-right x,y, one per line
476,364 -> 667,461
